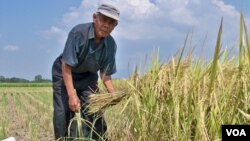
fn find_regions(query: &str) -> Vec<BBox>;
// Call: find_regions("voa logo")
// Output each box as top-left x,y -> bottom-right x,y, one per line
226,129 -> 246,136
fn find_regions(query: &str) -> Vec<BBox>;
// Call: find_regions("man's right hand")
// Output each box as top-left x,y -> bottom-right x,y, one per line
68,91 -> 80,112
61,62 -> 81,112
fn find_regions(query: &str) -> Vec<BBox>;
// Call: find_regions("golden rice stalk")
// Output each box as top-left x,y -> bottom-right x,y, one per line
67,110 -> 84,138
66,110 -> 100,141
87,92 -> 127,114
238,109 -> 250,121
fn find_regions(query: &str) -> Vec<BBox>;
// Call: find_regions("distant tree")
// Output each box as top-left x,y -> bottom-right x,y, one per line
0,76 -> 29,82
34,75 -> 43,82
9,77 -> 29,82
0,75 -> 5,82
0,75 -> 51,83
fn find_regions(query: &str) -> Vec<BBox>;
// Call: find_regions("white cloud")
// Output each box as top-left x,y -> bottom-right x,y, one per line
42,26 -> 67,45
121,0 -> 160,20
62,7 -> 81,25
61,0 -> 97,26
42,0 -> 97,44
47,0 -> 247,49
155,0 -> 200,25
3,45 -> 20,52
212,0 -> 238,17
40,0 -> 250,78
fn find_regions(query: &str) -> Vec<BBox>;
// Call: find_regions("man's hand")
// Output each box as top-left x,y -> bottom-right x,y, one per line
68,90 -> 80,112
61,61 -> 80,112
100,72 -> 115,94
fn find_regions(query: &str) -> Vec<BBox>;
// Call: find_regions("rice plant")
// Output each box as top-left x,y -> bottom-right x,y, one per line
104,15 -> 250,141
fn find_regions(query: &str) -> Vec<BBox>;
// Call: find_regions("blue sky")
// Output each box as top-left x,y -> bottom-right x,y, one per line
0,0 -> 250,80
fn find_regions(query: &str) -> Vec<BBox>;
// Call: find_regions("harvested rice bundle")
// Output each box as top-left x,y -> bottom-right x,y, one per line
87,92 -> 127,114
67,111 -> 84,138
66,110 -> 100,141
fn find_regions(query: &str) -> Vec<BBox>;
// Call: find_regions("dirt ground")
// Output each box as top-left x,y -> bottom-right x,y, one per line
5,94 -> 54,141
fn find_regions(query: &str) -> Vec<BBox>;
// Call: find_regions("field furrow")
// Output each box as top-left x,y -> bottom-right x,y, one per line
6,94 -> 30,141
0,87 -> 55,141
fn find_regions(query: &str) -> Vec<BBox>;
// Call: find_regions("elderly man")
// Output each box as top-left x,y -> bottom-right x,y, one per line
52,3 -> 120,140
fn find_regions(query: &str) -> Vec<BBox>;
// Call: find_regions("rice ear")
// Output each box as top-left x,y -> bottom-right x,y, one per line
87,92 -> 128,114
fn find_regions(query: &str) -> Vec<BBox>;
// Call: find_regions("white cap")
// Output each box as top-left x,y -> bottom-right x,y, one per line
97,3 -> 120,21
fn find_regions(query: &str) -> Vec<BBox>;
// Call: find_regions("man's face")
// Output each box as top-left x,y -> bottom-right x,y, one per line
93,13 -> 118,38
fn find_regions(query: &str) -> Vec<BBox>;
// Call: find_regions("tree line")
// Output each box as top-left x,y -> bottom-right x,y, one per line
0,75 -> 51,83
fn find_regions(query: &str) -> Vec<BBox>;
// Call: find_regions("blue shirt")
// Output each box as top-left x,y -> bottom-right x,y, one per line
61,22 -> 117,75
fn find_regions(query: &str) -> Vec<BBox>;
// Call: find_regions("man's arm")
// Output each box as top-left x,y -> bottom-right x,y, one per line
100,72 -> 115,94
61,61 -> 80,112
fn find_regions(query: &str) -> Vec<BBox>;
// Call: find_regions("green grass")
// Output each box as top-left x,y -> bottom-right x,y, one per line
0,82 -> 52,87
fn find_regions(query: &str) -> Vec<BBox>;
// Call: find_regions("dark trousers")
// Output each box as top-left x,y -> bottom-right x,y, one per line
52,57 -> 107,140
53,84 -> 107,141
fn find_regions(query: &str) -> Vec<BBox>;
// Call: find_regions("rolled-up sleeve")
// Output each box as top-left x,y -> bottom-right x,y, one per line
100,45 -> 117,75
61,31 -> 80,67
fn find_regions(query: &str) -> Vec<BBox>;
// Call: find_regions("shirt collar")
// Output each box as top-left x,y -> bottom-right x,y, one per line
88,23 -> 108,47
88,23 -> 95,39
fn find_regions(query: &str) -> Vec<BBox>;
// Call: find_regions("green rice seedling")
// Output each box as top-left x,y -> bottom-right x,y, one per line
29,122 -> 38,141
0,94 -> 10,139
0,82 -> 52,87
0,120 -> 9,139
